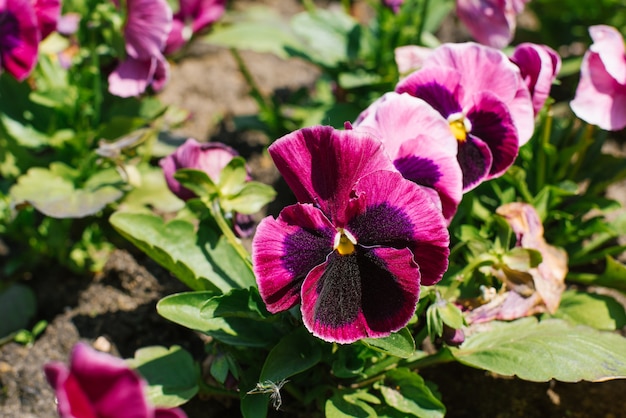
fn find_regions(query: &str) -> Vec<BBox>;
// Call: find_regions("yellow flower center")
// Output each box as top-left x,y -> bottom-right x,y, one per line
334,228 -> 357,256
447,112 -> 472,142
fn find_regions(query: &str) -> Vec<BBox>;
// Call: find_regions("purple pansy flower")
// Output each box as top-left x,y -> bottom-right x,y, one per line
456,0 -> 530,49
44,343 -> 187,418
108,0 -> 172,97
165,0 -> 226,55
0,0 -> 40,81
253,126 -> 450,343
510,43 -> 561,115
353,92 -> 463,222
570,25 -> 626,131
160,138 -> 255,237
395,42 -> 534,191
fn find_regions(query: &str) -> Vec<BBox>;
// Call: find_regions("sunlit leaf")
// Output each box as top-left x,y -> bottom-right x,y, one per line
379,368 -> 445,418
362,327 -> 415,359
547,290 -> 626,330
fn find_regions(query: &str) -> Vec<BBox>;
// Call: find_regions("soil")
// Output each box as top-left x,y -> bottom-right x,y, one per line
2,1 -> 626,417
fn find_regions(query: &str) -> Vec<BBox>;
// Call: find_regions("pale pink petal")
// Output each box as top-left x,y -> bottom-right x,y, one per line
125,0 -> 172,59
394,45 -> 433,75
108,56 -> 156,97
588,25 -> 626,84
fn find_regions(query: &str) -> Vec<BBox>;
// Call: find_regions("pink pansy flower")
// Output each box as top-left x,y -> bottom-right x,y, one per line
394,45 -> 432,76
353,92 -> 463,222
253,126 -> 450,343
456,0 -> 530,49
44,343 -> 187,418
32,0 -> 61,39
395,42 -> 534,191
510,43 -> 561,115
0,0 -> 40,81
570,25 -> 626,131
108,0 -> 173,97
160,138 -> 255,237
165,0 -> 226,55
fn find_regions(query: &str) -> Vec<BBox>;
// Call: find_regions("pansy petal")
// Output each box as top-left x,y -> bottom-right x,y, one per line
253,203 -> 335,313
456,0 -> 514,49
268,126 -> 395,224
395,67 -> 464,117
44,362 -> 97,418
70,343 -> 151,418
156,407 -> 188,418
510,43 -> 561,115
164,19 -> 186,55
124,0 -> 172,59
457,136 -> 492,190
394,45 -> 432,76
189,0 -> 227,34
466,91 -> 519,179
108,56 -> 156,97
0,0 -> 39,81
33,0 -> 61,39
588,25 -> 626,84
151,54 -> 169,92
348,170 -> 450,285
301,247 -> 420,343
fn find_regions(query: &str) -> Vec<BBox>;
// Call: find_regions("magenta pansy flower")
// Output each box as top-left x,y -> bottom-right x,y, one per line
395,42 -> 534,191
252,126 -> 450,343
382,0 -> 404,14
0,0 -> 40,81
570,25 -> 626,131
456,0 -> 530,49
44,343 -> 187,418
510,43 -> 561,115
165,0 -> 226,55
33,0 -> 61,39
108,0 -> 172,97
353,92 -> 463,222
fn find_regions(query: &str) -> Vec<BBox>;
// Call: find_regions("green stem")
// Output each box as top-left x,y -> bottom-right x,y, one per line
569,123 -> 594,181
89,28 -> 102,133
208,199 -> 254,273
399,347 -> 455,369
415,0 -> 431,45
535,108 -> 553,193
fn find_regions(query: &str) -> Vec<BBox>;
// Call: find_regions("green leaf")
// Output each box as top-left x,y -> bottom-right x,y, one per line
221,181 -> 276,214
451,317 -> 626,382
10,165 -> 124,218
502,247 -> 543,271
325,392 -> 377,418
568,256 -> 626,292
0,283 -> 36,338
362,327 -> 415,359
120,164 -> 184,213
259,327 -> 322,382
0,114 -> 49,148
158,291 -> 281,347
205,7 -> 301,59
379,368 -> 445,418
110,212 -> 254,292
128,346 -> 199,407
548,290 -> 626,331
218,157 -> 247,196
174,168 -> 218,198
201,288 -> 270,320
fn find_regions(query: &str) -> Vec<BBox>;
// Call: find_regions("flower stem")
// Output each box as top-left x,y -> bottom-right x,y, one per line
207,198 -> 254,273
535,108 -> 552,193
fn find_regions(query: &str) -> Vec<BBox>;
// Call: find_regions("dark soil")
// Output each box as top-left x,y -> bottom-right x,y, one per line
2,1 -> 626,417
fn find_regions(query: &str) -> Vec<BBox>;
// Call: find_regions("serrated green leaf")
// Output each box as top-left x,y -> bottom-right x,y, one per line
110,212 -> 254,291
10,165 -> 124,218
362,327 -> 415,359
451,317 -> 626,382
548,290 -> 626,330
379,368 -> 445,418
221,181 -> 276,214
128,345 -> 199,407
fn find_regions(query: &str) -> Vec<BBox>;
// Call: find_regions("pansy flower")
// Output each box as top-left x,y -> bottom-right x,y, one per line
253,126 -> 450,343
165,0 -> 226,55
44,343 -> 187,418
353,92 -> 463,221
0,0 -> 40,81
108,0 -> 172,97
510,43 -> 561,115
570,25 -> 626,131
456,0 -> 530,49
395,42 -> 534,191
33,0 -> 61,40
160,138 -> 256,237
